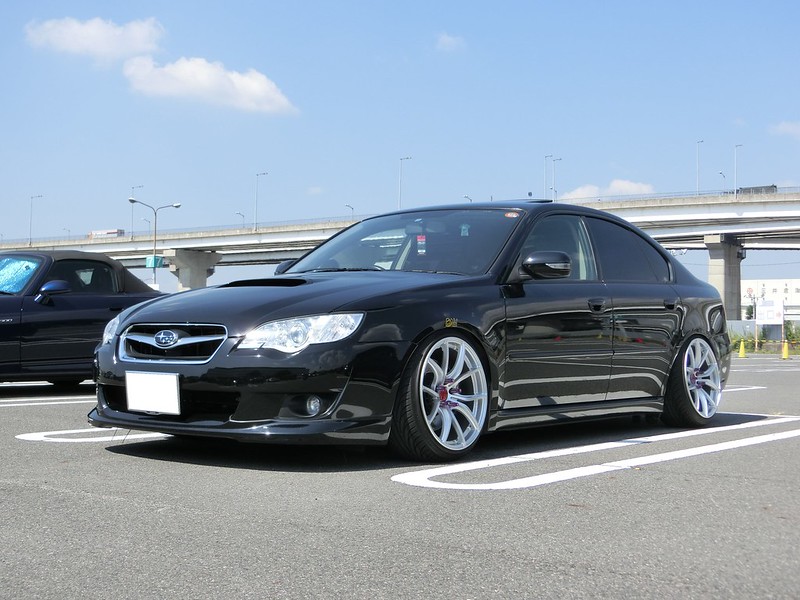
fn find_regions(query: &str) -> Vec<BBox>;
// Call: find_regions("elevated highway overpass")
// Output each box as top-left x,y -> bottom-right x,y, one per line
4,187 -> 800,319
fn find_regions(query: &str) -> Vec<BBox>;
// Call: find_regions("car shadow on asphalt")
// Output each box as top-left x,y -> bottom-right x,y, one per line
102,411 -> 771,474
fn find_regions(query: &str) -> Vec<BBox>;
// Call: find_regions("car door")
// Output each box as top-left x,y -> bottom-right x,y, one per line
502,214 -> 613,410
19,259 -> 127,369
584,217 -> 683,400
0,255 -> 43,375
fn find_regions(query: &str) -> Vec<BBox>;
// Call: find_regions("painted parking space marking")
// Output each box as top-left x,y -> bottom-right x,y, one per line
392,415 -> 800,491
16,427 -> 169,443
1,399 -> 97,408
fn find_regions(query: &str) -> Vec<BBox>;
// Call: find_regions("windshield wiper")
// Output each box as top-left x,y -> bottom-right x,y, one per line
298,267 -> 385,273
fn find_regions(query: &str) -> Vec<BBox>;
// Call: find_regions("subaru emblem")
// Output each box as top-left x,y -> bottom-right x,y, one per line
154,330 -> 179,347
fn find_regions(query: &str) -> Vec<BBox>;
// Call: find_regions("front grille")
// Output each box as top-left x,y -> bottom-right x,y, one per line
121,323 -> 227,363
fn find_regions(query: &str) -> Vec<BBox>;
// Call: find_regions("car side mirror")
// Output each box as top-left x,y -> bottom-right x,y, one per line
520,251 -> 572,280
34,279 -> 71,304
274,260 -> 296,275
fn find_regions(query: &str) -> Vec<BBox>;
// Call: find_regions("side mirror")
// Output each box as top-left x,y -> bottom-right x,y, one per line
274,260 -> 296,275
35,279 -> 71,304
520,251 -> 572,280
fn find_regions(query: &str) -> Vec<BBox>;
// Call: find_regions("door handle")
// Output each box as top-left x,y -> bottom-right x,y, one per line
588,298 -> 607,313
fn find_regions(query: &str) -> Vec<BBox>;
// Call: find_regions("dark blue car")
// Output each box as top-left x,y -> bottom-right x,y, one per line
0,250 -> 159,387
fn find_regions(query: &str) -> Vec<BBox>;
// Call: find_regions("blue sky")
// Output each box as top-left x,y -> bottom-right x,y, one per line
2,1 -> 799,283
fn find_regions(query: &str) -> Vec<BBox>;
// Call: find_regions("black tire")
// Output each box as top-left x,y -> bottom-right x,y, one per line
388,332 -> 489,461
662,336 -> 722,427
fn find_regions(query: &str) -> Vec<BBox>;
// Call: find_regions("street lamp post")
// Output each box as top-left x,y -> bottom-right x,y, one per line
254,172 -> 267,232
128,198 -> 181,286
344,204 -> 354,219
551,158 -> 562,201
141,218 -> 151,234
398,156 -> 412,209
130,185 -> 143,239
463,195 -> 473,202
29,194 -> 43,246
235,211 -> 245,227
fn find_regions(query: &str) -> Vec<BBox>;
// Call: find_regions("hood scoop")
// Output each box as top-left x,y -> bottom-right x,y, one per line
222,278 -> 307,288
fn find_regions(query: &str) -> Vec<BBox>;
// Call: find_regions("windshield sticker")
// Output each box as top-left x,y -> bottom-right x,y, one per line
416,235 -> 427,255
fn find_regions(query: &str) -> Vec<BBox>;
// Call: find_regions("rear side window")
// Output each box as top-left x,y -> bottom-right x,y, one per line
46,260 -> 117,294
585,217 -> 671,283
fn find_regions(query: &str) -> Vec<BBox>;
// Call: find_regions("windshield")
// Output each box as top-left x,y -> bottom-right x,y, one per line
288,208 -> 522,276
0,256 -> 43,294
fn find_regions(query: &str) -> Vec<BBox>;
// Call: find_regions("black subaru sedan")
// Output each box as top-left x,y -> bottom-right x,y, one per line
89,202 -> 731,461
0,250 -> 159,386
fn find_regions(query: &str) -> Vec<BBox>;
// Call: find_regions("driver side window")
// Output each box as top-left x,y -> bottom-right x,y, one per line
521,215 -> 598,281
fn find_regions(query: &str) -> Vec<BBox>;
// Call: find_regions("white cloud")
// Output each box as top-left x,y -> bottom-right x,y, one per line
561,179 -> 655,200
436,32 -> 465,52
123,56 -> 297,114
560,184 -> 601,199
605,179 -> 655,195
25,17 -> 163,64
25,16 -> 295,114
307,186 -> 323,195
770,121 -> 800,141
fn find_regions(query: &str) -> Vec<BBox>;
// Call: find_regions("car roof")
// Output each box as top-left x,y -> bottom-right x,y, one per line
0,249 -> 122,263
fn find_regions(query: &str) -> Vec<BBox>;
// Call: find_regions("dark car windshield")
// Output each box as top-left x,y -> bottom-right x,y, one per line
0,256 -> 43,294
288,208 -> 523,276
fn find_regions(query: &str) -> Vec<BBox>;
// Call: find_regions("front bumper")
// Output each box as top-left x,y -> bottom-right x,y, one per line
90,337 -> 408,445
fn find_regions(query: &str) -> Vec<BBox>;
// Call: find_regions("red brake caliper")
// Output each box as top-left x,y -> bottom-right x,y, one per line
437,378 -> 460,408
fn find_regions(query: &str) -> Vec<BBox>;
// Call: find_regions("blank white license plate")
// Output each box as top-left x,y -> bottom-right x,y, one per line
126,371 -> 181,415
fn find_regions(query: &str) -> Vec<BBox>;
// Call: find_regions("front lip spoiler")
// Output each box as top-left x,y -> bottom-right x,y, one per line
87,407 -> 389,445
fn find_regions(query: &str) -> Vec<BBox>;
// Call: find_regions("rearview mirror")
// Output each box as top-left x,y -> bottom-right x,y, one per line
35,279 -> 71,304
520,251 -> 572,280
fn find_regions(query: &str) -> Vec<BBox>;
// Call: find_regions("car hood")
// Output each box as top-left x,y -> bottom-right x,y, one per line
120,271 -> 470,334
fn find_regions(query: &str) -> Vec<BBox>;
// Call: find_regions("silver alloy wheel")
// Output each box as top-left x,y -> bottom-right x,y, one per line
682,337 -> 722,418
418,336 -> 488,451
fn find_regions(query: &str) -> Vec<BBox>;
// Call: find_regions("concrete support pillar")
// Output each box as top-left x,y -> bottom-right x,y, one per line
164,249 -> 222,291
704,234 -> 744,319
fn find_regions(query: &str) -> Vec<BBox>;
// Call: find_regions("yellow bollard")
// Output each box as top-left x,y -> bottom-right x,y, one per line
738,339 -> 747,358
782,341 -> 790,360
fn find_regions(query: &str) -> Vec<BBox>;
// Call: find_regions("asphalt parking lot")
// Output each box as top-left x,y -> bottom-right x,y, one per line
2,355 -> 799,599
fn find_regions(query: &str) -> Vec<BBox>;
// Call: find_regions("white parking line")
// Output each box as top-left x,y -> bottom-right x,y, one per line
0,399 -> 96,407
16,427 -> 169,443
392,416 -> 800,490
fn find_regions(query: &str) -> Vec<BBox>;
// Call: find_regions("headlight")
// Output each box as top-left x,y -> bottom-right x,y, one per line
101,315 -> 120,345
237,313 -> 364,353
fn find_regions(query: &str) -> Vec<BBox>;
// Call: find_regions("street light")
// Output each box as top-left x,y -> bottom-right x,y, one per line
696,140 -> 704,193
463,195 -> 473,202
398,156 -> 412,209
719,171 -> 726,189
254,172 -> 267,232
344,204 -> 354,218
130,185 -> 143,239
128,197 -> 181,286
551,158 -> 562,201
141,218 -> 151,234
235,211 -> 245,227
29,194 -> 42,246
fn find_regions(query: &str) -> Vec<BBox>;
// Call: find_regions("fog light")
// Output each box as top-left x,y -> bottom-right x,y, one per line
305,395 -> 322,417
